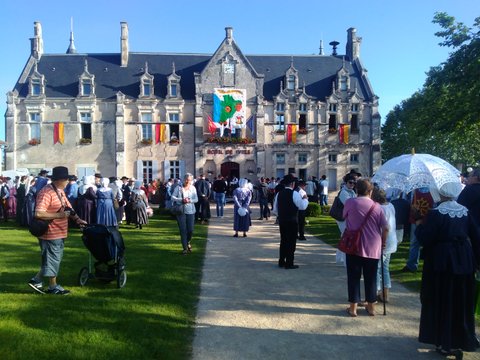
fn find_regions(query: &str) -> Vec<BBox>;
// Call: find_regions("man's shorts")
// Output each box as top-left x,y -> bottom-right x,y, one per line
38,239 -> 64,277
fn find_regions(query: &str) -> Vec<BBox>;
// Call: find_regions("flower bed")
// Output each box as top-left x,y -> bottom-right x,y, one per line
207,137 -> 254,144
28,138 -> 41,145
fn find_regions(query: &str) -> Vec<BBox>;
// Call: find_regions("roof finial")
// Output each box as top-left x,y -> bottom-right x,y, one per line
145,61 -> 149,74
319,39 -> 324,55
280,81 -> 283,92
66,17 -> 77,54
84,58 -> 88,72
172,62 -> 176,74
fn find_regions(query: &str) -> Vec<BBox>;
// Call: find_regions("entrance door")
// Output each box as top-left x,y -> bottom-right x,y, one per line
327,169 -> 337,191
221,162 -> 239,180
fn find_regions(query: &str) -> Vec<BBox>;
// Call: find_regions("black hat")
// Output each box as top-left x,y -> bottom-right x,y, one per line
94,173 -> 102,178
51,166 -> 72,181
68,175 -> 77,181
120,176 -> 128,180
109,176 -> 117,182
39,169 -> 49,176
283,174 -> 296,185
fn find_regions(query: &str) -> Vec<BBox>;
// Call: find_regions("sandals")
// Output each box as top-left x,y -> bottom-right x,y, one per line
346,308 -> 357,317
187,243 -> 192,252
365,308 -> 375,316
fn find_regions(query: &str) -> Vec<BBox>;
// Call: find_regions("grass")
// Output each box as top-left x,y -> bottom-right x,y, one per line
0,209 -> 207,360
305,214 -> 423,292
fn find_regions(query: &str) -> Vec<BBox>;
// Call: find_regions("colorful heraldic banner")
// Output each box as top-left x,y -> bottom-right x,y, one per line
213,89 -> 246,136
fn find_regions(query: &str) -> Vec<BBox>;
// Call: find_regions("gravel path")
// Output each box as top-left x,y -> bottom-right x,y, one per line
192,204 -> 480,360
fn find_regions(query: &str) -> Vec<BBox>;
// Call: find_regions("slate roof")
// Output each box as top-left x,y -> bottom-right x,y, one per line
15,52 -> 371,102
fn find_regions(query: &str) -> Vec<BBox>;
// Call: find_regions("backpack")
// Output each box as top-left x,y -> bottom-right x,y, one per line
329,191 -> 345,221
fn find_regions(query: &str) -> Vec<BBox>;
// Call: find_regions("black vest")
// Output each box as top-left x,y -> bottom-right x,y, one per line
277,188 -> 298,222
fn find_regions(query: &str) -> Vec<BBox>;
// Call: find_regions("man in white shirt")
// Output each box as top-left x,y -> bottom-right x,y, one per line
320,175 -> 329,206
296,180 -> 308,241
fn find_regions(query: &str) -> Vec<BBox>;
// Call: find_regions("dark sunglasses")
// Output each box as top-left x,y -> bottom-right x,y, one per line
347,180 -> 356,185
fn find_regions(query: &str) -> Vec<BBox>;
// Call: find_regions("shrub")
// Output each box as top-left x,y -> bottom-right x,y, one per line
306,202 -> 321,217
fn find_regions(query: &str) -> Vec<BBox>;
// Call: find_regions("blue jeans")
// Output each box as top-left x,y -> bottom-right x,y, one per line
406,223 -> 420,271
320,194 -> 328,206
176,213 -> 195,250
215,193 -> 225,217
377,253 -> 392,290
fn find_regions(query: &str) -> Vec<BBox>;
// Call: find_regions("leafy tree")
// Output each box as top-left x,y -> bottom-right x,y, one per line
382,13 -> 480,167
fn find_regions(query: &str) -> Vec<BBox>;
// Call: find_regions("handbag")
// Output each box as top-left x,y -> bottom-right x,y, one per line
169,188 -> 184,216
337,203 -> 376,256
329,192 -> 344,221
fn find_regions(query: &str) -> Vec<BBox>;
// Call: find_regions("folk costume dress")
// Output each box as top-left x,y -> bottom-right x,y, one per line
233,179 -> 252,233
96,178 -> 118,227
415,200 -> 480,353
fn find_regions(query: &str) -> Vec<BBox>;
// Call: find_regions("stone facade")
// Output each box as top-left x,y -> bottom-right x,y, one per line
5,22 -> 381,190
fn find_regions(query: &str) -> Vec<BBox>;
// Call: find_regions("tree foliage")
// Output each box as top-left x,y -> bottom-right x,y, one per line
382,12 -> 480,167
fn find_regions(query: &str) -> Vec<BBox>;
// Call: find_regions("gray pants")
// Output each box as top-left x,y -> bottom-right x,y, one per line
38,239 -> 64,277
176,213 -> 195,250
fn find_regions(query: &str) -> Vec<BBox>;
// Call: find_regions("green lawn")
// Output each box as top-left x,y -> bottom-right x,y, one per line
0,210 -> 207,360
306,214 -> 423,292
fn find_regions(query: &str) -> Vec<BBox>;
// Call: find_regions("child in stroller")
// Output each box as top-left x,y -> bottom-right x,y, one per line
78,224 -> 126,288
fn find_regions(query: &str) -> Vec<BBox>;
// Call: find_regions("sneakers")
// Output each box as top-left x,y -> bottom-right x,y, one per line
28,278 -> 45,294
46,285 -> 70,295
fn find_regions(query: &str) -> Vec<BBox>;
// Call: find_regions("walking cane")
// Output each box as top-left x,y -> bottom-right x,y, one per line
381,246 -> 387,315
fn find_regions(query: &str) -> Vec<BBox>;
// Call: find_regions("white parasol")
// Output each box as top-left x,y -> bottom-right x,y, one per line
372,153 -> 461,194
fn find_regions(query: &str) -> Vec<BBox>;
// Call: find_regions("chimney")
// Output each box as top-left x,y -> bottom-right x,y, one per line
30,21 -> 44,60
120,22 -> 129,67
346,27 -> 362,60
225,27 -> 233,44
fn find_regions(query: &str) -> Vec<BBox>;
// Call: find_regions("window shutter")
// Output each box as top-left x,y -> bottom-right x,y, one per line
152,161 -> 158,180
135,160 -> 143,181
180,160 -> 186,179
163,160 -> 170,181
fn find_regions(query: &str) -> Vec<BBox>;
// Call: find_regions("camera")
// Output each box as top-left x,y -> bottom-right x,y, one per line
64,206 -> 76,216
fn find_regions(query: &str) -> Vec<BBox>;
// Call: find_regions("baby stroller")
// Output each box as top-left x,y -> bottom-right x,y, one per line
78,224 -> 127,288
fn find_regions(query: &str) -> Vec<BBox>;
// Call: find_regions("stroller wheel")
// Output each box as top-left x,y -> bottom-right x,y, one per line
117,270 -> 127,288
78,267 -> 90,286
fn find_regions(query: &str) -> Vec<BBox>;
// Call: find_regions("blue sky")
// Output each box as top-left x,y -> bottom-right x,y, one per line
1,0 -> 478,144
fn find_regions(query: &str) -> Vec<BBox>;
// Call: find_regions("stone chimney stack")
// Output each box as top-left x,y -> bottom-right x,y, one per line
346,27 -> 362,60
225,27 -> 233,44
120,22 -> 129,67
30,21 -> 44,60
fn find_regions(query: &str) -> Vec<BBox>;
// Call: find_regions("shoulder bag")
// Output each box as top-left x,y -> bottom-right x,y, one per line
29,184 -> 64,237
337,203 -> 376,256
329,191 -> 345,221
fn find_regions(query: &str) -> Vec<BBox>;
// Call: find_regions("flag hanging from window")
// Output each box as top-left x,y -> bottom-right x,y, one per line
155,124 -> 166,143
207,113 -> 217,136
287,124 -> 297,144
339,124 -> 350,144
53,122 -> 64,144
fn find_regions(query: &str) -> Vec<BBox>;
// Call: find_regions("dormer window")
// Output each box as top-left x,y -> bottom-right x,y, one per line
31,79 -> 41,96
351,103 -> 359,112
82,80 -> 92,96
340,76 -> 347,91
140,62 -> 154,98
329,103 -> 337,112
170,83 -> 177,97
276,103 -> 285,112
143,83 -> 151,96
28,62 -> 45,97
78,59 -> 95,98
287,75 -> 295,90
167,62 -> 182,99
299,103 -> 307,112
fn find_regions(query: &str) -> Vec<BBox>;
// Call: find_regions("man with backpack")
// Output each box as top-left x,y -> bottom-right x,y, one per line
28,166 -> 87,295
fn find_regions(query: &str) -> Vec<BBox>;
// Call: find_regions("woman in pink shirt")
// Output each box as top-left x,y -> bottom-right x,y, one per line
343,179 -> 388,317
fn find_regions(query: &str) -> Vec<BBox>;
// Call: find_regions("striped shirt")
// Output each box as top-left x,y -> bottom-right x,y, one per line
36,184 -> 72,240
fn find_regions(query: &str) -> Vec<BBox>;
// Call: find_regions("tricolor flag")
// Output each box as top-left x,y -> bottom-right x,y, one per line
339,124 -> 350,144
287,124 -> 297,144
53,122 -> 64,144
155,124 -> 167,144
207,113 -> 217,136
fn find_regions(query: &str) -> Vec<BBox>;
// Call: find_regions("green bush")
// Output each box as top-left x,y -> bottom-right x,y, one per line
306,202 -> 321,217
